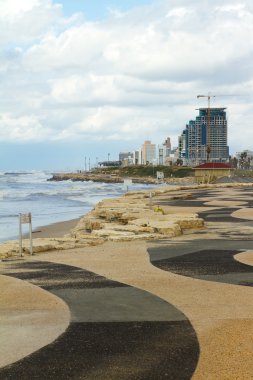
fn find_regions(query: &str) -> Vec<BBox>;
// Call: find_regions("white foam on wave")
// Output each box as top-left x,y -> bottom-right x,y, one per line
0,171 -> 159,242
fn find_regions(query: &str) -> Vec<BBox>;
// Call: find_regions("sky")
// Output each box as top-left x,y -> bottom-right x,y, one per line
1,0 -> 253,170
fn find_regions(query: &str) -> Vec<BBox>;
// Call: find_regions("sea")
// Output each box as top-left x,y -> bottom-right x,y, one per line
0,171 -> 158,243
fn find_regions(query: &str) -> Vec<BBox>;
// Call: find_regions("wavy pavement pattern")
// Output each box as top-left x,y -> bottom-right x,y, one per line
0,260 -> 199,380
149,239 -> 253,286
150,187 -> 253,286
0,274 -> 70,368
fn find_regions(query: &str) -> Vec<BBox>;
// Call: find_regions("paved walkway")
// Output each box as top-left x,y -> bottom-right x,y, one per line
0,260 -> 198,379
1,185 -> 253,379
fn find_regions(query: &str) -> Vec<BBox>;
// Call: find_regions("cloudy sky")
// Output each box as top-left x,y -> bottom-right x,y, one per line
1,0 -> 253,170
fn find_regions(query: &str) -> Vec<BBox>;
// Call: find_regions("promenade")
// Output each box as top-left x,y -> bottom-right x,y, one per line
1,185 -> 253,379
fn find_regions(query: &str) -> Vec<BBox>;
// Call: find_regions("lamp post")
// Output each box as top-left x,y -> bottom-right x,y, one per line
85,156 -> 87,172
153,158 -> 157,177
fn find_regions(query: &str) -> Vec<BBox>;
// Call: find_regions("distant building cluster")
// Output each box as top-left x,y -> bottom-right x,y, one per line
118,107 -> 231,167
119,138 -> 178,167
99,105 -> 250,169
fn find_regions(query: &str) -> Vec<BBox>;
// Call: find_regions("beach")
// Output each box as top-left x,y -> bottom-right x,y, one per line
1,182 -> 253,378
27,218 -> 81,238
0,171 -> 160,244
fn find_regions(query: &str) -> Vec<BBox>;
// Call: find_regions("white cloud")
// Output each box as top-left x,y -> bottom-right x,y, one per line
0,113 -> 52,142
0,0 -> 253,154
166,7 -> 193,18
0,0 -> 40,18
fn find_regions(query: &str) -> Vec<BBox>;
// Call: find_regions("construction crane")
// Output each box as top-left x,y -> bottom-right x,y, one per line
197,93 -> 216,162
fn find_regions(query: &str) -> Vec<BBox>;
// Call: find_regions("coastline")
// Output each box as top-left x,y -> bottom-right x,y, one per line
2,180 -> 253,259
48,172 -> 196,185
26,218 -> 81,239
0,182 -> 203,258
0,183 -> 253,380
2,182 -> 253,377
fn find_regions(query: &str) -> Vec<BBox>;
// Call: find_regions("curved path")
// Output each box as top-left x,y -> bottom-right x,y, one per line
18,239 -> 253,380
1,185 -> 253,379
0,259 -> 199,379
0,272 -> 69,368
148,239 -> 253,286
236,250 -> 253,266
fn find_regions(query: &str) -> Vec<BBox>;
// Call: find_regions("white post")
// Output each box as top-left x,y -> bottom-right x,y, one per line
29,213 -> 33,256
19,214 -> 23,257
150,192 -> 153,210
19,212 -> 33,257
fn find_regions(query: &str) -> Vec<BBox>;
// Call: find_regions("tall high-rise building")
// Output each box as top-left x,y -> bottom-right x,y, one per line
178,130 -> 186,164
158,145 -> 167,165
141,140 -> 156,164
158,137 -> 172,165
163,137 -> 171,151
181,108 -> 229,165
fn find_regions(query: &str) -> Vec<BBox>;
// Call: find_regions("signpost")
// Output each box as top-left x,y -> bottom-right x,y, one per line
149,192 -> 153,210
156,171 -> 164,181
123,179 -> 132,192
19,213 -> 33,257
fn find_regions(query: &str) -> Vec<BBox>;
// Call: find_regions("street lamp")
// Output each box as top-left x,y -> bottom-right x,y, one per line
153,158 -> 157,177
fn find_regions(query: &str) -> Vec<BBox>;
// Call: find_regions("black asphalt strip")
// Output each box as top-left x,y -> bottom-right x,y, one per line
149,247 -> 253,286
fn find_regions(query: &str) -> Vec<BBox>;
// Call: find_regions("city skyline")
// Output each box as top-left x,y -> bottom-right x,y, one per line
1,0 -> 253,170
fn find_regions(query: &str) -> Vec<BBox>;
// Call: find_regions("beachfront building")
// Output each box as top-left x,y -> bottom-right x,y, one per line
119,152 -> 134,166
181,108 -> 229,166
158,145 -> 166,165
163,137 -> 171,151
133,150 -> 140,165
178,130 -> 187,164
194,163 -> 232,183
140,140 -> 156,165
158,137 -> 173,165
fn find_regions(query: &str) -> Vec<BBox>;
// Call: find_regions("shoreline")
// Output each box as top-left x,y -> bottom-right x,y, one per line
2,180 -> 253,258
2,183 -> 253,377
48,172 -> 196,185
26,218 -> 81,239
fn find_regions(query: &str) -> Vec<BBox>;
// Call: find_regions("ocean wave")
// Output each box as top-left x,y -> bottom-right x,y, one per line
2,171 -> 50,184
4,172 -> 33,175
0,213 -> 19,219
0,171 -> 158,242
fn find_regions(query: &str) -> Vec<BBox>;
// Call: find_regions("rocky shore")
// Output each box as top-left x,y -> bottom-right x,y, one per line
2,181 -> 253,259
0,184 -> 203,258
2,180 -> 253,379
48,172 -> 196,185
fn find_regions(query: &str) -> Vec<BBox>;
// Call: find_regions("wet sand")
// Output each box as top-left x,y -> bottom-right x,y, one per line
26,218 -> 80,239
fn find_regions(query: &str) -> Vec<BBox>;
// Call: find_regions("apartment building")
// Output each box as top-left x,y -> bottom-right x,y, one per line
181,108 -> 229,165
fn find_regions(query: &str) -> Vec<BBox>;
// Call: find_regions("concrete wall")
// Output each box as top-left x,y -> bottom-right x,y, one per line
195,168 -> 232,183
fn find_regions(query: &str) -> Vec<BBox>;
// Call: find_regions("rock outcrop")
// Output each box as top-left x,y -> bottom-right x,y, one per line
0,184 -> 210,258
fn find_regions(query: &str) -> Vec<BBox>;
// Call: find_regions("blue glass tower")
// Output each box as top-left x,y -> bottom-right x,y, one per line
180,108 -> 229,165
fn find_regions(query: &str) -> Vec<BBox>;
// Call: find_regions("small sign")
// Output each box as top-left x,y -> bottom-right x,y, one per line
157,171 -> 164,180
19,213 -> 33,256
20,213 -> 31,224
123,179 -> 132,192
124,179 -> 132,187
